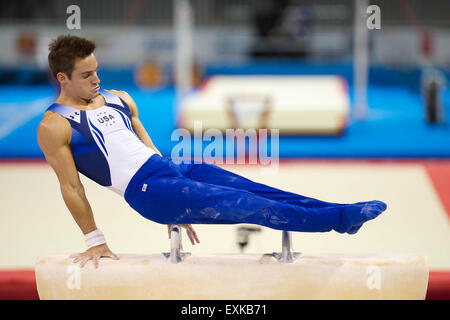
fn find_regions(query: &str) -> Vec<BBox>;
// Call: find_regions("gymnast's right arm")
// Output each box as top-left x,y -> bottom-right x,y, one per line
37,112 -> 119,268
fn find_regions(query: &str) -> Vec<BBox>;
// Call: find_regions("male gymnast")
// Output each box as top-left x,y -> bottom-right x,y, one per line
37,35 -> 387,268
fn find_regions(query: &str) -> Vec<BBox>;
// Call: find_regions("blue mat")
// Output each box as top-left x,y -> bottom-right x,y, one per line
0,84 -> 449,159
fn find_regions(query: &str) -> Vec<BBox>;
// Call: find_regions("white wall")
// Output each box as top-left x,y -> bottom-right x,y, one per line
1,24 -> 450,69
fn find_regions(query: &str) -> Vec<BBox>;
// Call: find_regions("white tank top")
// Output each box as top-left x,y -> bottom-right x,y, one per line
46,89 -> 156,196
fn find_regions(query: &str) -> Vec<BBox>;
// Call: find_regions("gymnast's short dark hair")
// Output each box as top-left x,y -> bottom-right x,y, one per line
48,35 -> 96,80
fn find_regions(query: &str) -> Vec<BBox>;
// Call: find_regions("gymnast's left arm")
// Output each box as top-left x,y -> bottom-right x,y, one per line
108,89 -> 163,157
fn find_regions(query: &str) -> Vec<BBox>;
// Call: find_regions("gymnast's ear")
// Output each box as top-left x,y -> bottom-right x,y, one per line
56,72 -> 69,85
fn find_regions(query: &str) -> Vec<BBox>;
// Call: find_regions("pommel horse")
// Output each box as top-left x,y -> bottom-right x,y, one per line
35,227 -> 429,299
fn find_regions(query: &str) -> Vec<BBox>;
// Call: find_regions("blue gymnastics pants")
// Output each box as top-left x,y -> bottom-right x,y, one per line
124,155 -> 387,234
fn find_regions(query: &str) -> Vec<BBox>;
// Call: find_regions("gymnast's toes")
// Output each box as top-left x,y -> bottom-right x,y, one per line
337,200 -> 387,234
361,200 -> 388,219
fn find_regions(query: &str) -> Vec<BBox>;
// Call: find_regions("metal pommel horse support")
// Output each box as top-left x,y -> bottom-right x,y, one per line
263,230 -> 301,263
163,226 -> 300,264
162,225 -> 191,263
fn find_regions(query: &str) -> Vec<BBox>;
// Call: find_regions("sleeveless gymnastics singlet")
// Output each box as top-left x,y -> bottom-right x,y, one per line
46,89 -> 156,196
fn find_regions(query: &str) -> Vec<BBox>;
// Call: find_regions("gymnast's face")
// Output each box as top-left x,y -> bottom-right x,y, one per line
60,53 -> 101,102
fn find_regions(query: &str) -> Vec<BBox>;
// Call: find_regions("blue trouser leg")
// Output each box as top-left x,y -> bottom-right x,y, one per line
166,157 -> 346,208
172,159 -> 387,233
125,155 -> 387,234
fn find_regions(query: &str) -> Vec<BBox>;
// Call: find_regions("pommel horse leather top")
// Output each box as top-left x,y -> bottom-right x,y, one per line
35,228 -> 429,300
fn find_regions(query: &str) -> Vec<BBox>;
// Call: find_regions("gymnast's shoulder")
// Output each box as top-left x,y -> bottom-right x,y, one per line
105,89 -> 138,112
38,109 -> 70,133
37,111 -> 71,148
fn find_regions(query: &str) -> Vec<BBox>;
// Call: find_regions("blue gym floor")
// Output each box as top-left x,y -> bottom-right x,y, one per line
0,84 -> 449,159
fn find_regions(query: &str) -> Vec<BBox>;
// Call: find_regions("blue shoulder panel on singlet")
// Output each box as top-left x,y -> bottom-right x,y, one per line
100,89 -> 131,115
46,103 -> 112,186
47,103 -> 94,145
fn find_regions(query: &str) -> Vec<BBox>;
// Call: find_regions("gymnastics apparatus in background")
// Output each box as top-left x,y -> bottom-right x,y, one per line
178,75 -> 350,136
